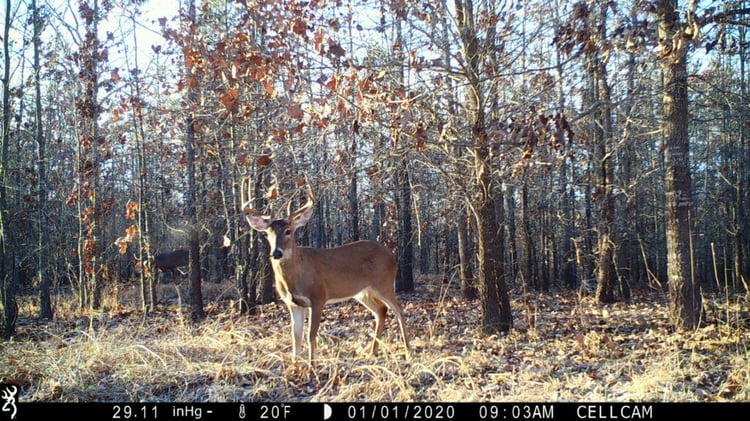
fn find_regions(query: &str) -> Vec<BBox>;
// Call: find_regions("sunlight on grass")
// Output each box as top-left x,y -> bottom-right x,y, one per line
2,280 -> 749,402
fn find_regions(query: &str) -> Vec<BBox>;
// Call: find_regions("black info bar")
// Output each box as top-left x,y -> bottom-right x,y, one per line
2,402 -> 746,421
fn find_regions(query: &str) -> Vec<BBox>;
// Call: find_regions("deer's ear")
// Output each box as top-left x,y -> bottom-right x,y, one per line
291,206 -> 313,229
246,214 -> 270,231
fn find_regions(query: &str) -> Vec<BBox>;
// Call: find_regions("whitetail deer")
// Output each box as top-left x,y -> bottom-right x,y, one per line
154,249 -> 189,282
241,179 -> 410,362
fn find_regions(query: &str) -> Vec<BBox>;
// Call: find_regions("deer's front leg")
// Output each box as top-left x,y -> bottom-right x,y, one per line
307,302 -> 324,362
289,304 -> 306,360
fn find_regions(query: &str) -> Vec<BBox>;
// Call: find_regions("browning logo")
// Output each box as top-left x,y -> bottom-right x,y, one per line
0,385 -> 17,420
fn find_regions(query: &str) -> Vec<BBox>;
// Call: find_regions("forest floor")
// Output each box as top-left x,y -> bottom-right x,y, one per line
1,276 -> 749,402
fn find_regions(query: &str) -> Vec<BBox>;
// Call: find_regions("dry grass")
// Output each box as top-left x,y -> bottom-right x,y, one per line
1,277 -> 748,402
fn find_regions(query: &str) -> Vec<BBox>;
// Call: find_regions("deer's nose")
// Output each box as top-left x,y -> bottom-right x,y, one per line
272,249 -> 283,259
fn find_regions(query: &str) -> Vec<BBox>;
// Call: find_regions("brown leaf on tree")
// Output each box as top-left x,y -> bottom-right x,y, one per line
327,39 -> 346,58
291,18 -> 307,36
101,197 -> 116,216
115,224 -> 137,255
288,102 -> 304,120
264,78 -> 275,96
66,192 -> 78,206
326,74 -> 338,91
125,225 -> 138,238
183,48 -> 203,70
247,54 -> 265,67
219,89 -> 239,113
257,155 -> 272,167
414,124 -> 428,152
237,153 -> 250,166
271,128 -> 289,142
125,200 -> 139,220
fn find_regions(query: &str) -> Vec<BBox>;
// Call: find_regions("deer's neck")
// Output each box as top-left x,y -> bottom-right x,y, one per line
272,246 -> 311,305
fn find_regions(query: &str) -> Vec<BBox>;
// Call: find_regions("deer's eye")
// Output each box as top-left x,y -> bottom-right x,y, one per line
284,229 -> 292,236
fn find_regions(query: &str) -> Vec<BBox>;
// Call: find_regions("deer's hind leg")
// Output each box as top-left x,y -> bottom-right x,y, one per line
356,292 -> 389,355
369,289 -> 411,356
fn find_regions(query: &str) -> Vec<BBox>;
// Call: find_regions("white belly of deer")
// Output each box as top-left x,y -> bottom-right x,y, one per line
286,288 -> 374,307
330,288 -> 375,304
325,296 -> 353,305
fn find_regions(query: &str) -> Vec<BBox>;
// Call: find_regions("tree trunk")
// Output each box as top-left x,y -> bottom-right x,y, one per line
560,163 -> 577,289
657,0 -> 701,329
619,4 -> 642,288
455,0 -> 512,333
395,158 -> 414,292
184,0 -> 204,322
33,0 -> 52,320
473,142 -> 512,333
619,8 -> 640,288
244,167 -> 271,312
129,12 -> 156,312
565,0 -> 619,302
505,184 -> 519,288
253,166 -> 275,305
740,18 -> 750,288
732,16 -> 748,291
555,3 -> 577,291
595,87 -> 616,303
349,135 -> 359,242
392,16 -> 414,293
519,176 -> 537,290
2,0 -> 17,337
580,159 -> 595,295
76,0 -> 105,311
457,209 -> 477,300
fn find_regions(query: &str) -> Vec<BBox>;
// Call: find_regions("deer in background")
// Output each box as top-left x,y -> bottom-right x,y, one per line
241,179 -> 410,362
154,249 -> 189,282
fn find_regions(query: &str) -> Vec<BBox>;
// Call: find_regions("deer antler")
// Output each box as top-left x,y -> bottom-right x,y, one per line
240,177 -> 264,217
288,178 -> 315,219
